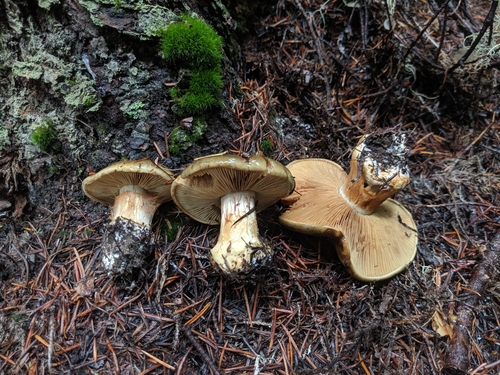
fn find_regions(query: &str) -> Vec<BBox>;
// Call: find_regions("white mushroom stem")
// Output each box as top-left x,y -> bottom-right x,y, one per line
339,135 -> 410,215
110,185 -> 159,227
210,190 -> 268,274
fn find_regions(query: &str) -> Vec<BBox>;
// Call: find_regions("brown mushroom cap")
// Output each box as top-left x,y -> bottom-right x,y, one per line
280,158 -> 417,281
82,159 -> 174,206
171,154 -> 295,225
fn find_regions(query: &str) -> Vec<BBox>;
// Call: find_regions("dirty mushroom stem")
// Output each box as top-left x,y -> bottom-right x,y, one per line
110,185 -> 158,226
339,136 -> 410,215
210,190 -> 264,272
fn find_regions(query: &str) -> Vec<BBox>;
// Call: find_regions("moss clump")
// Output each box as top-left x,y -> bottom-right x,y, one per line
260,139 -> 273,156
159,14 -> 223,70
159,14 -> 224,116
31,120 -> 60,152
160,216 -> 187,242
170,69 -> 223,114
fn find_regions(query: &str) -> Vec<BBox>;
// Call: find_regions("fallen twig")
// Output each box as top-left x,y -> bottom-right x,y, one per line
444,233 -> 500,374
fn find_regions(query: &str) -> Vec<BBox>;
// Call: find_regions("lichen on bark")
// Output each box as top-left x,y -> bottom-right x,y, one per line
78,0 -> 178,40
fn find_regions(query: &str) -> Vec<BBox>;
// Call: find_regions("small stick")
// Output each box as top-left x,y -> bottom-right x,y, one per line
242,287 -> 252,327
445,113 -> 496,177
444,233 -> 500,373
181,323 -> 221,375
461,112 -> 496,156
470,359 -> 500,375
176,347 -> 192,375
184,302 -> 211,326
153,141 -> 164,159
164,131 -> 170,158
251,283 -> 260,322
104,336 -> 120,374
402,1 -> 447,62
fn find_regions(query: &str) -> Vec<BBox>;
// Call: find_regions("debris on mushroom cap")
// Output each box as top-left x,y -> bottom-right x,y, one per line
171,153 -> 295,276
280,134 -> 417,281
340,134 -> 411,215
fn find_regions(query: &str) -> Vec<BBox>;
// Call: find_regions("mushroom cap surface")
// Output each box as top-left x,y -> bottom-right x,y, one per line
171,154 -> 295,224
82,159 -> 174,206
280,158 -> 417,281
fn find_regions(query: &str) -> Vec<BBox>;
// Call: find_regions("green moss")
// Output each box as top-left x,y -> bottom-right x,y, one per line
31,119 -> 60,152
96,123 -> 108,136
159,14 -> 223,70
169,143 -> 180,155
160,216 -> 187,242
171,68 -> 223,115
10,314 -> 27,323
260,139 -> 273,156
58,230 -> 70,238
169,118 -> 208,155
159,14 -> 224,117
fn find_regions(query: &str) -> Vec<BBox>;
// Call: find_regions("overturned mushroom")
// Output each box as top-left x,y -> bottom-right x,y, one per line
82,159 -> 174,275
280,134 -> 418,281
171,153 -> 295,276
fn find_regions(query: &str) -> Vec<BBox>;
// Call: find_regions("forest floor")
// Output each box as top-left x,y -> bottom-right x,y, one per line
0,0 -> 499,374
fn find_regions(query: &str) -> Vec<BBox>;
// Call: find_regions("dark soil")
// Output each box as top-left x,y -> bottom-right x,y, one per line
1,0 -> 499,374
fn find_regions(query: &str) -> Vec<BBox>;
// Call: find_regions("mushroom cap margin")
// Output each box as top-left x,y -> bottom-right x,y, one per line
171,154 -> 295,225
82,159 -> 175,206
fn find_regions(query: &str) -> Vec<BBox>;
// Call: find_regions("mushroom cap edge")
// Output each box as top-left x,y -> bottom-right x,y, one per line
82,159 -> 175,206
172,153 -> 295,224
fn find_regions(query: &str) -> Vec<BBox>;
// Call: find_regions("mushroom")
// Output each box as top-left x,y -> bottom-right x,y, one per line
280,134 -> 418,281
171,153 -> 295,276
82,159 -> 174,275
